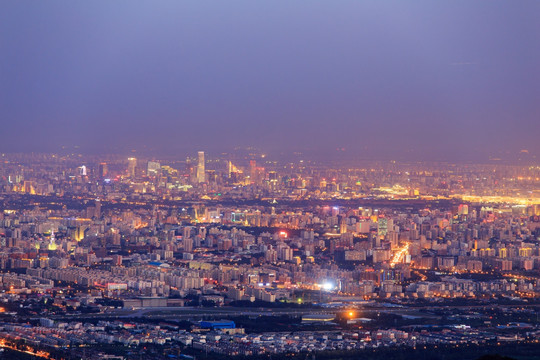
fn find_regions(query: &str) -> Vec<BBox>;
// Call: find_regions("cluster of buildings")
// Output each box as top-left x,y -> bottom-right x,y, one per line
0,152 -> 539,357
0,197 -> 539,304
1,152 -> 539,203
0,317 -> 538,358
186,326 -> 538,356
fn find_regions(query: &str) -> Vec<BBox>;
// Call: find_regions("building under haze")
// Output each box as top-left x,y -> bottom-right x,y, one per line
147,161 -> 161,177
98,162 -> 108,179
127,157 -> 137,178
197,151 -> 205,183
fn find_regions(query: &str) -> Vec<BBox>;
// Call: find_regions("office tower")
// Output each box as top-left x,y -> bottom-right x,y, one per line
112,255 -> 122,266
206,169 -> 216,183
458,204 -> 469,215
249,160 -> 256,183
79,165 -> 87,176
95,200 -> 101,218
197,151 -> 205,183
185,157 -> 195,182
227,161 -> 241,182
378,217 -> 388,237
48,230 -> 58,251
184,237 -> 193,252
183,226 -> 192,239
127,157 -> 137,177
147,161 -> 161,176
74,226 -> 86,241
98,162 -> 108,178
340,218 -> 347,234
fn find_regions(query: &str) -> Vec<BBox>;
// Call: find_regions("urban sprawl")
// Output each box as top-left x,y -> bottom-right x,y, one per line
0,151 -> 539,359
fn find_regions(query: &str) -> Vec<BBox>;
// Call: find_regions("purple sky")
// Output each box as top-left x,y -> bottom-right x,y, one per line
1,1 -> 539,161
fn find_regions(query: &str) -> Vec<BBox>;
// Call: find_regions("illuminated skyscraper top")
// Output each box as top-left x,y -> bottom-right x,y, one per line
197,151 -> 205,183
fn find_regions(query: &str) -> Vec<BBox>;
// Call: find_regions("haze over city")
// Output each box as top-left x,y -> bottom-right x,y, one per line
1,1 -> 540,161
1,2 -> 540,360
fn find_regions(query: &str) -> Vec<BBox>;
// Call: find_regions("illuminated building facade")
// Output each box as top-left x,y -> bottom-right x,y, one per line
127,157 -> 137,178
197,151 -> 205,183
147,161 -> 161,177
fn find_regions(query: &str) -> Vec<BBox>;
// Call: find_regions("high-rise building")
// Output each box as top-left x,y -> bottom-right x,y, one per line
112,255 -> 123,266
184,237 -> 193,252
196,151 -> 205,183
227,160 -> 233,178
340,218 -> 348,234
378,217 -> 388,237
249,160 -> 256,183
127,157 -> 137,177
98,162 -> 108,178
147,161 -> 161,177
95,200 -> 101,218
48,230 -> 58,251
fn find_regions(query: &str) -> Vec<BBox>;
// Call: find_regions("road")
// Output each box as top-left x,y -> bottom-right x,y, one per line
47,303 -> 540,322
48,305 -> 447,321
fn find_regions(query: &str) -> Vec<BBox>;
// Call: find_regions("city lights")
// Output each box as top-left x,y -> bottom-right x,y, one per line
0,0 -> 538,357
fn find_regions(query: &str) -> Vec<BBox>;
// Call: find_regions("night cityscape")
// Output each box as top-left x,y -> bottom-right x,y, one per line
1,2 -> 539,360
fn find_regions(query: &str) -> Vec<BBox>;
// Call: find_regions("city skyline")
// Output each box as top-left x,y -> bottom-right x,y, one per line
1,1 -> 540,161
0,151 -> 538,359
1,2 -> 540,359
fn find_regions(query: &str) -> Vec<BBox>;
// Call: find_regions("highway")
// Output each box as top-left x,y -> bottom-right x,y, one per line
46,302 -> 540,322
48,305 -> 448,321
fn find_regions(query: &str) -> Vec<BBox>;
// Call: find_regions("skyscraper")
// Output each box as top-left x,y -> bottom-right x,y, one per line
95,199 -> 101,218
458,204 -> 469,216
48,230 -> 58,251
98,162 -> 108,178
227,160 -> 233,178
147,161 -> 161,177
197,151 -> 205,183
378,217 -> 388,238
249,160 -> 256,184
127,157 -> 137,178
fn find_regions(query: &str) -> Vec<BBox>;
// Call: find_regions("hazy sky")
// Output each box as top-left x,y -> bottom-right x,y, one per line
1,1 -> 539,161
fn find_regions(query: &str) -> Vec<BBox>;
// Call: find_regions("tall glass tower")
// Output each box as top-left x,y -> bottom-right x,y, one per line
197,151 -> 205,183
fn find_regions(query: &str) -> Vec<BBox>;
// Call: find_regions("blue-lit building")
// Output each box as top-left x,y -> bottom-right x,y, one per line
199,320 -> 236,330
